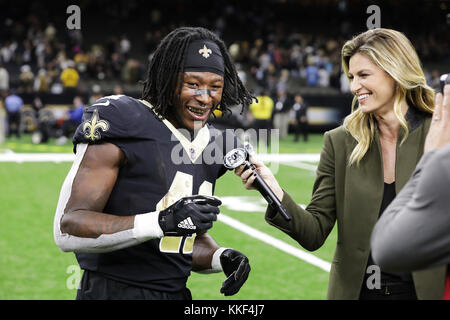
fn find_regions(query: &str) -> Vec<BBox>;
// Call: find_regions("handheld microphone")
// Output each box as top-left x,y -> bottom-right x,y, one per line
223,147 -> 292,221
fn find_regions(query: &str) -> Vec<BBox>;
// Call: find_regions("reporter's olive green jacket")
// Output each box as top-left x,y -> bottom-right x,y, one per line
266,109 -> 446,299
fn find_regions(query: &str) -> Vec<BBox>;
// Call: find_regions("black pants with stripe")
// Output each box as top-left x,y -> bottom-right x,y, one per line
359,281 -> 417,300
76,270 -> 192,300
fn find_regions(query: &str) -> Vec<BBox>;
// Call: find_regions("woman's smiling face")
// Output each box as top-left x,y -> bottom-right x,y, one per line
348,53 -> 397,116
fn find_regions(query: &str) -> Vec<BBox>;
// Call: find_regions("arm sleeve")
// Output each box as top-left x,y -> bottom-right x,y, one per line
54,218 -> 164,253
265,131 -> 337,251
371,145 -> 450,272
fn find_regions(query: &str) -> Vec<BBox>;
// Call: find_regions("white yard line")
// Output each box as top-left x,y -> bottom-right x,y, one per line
280,161 -> 318,172
218,213 -> 331,272
0,153 -> 75,163
0,153 -> 320,163
257,153 -> 320,163
0,148 -> 14,154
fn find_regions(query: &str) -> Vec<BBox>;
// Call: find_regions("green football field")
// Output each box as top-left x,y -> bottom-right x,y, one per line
0,133 -> 337,300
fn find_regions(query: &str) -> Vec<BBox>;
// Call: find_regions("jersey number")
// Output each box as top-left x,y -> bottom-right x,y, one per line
156,171 -> 212,254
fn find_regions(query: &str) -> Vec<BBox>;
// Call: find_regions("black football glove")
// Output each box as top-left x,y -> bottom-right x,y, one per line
220,249 -> 251,296
158,195 -> 221,236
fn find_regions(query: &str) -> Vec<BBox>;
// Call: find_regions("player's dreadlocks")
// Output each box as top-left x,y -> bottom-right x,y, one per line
141,27 -> 255,120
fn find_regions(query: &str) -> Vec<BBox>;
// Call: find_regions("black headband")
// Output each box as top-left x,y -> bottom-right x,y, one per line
183,40 -> 224,76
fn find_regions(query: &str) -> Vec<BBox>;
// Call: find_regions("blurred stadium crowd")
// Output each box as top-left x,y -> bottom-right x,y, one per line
0,0 -> 448,141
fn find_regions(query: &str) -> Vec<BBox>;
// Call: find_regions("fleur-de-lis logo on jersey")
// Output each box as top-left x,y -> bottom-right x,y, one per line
199,45 -> 212,58
82,109 -> 110,141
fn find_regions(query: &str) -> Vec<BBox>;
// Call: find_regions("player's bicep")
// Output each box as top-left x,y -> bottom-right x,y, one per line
64,142 -> 124,214
54,142 -> 153,252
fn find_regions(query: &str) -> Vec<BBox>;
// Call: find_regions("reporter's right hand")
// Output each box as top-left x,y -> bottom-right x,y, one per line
158,195 -> 221,236
234,156 -> 284,202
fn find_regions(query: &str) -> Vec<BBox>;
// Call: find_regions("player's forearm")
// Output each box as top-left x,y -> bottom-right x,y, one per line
55,210 -> 163,253
192,232 -> 221,272
60,210 -> 134,238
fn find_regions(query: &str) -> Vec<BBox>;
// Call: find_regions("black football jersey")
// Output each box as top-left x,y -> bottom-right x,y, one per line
72,95 -> 239,292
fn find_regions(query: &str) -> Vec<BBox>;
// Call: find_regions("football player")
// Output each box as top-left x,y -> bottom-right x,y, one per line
53,27 -> 254,300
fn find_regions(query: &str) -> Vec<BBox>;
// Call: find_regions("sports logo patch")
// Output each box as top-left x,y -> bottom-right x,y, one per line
199,45 -> 212,58
82,109 -> 110,141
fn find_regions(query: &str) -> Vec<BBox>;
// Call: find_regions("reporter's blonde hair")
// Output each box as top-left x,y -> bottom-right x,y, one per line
341,28 -> 434,166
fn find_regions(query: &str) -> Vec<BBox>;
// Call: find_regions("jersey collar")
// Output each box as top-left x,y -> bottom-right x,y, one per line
139,99 -> 210,163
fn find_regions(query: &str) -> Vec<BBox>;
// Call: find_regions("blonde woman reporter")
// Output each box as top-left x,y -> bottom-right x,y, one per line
235,29 -> 446,300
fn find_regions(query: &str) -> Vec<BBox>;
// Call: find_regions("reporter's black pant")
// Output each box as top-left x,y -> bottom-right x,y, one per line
359,281 -> 417,300
76,270 -> 192,300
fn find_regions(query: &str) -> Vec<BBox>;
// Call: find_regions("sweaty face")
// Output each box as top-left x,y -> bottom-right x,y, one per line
170,72 -> 224,132
348,53 -> 397,116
